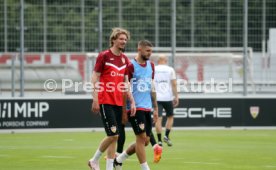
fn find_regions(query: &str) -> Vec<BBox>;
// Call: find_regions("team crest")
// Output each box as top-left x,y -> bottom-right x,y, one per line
111,126 -> 117,133
139,123 -> 145,130
250,106 -> 260,119
121,57 -> 125,64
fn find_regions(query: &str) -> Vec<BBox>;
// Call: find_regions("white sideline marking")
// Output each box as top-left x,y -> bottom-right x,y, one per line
41,155 -> 74,159
265,165 -> 276,168
125,158 -> 221,165
1,126 -> 276,134
159,158 -> 221,165
181,161 -> 220,165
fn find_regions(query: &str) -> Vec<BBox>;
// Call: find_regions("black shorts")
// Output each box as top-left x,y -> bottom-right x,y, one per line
157,101 -> 174,117
99,104 -> 122,136
128,110 -> 152,137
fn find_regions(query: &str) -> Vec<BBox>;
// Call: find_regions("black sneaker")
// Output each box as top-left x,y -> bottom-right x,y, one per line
113,158 -> 123,170
158,141 -> 163,147
163,136 -> 173,146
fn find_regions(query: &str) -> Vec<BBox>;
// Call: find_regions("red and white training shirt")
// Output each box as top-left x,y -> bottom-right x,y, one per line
94,49 -> 129,106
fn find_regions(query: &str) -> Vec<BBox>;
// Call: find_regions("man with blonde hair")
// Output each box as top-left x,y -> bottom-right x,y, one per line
154,54 -> 179,147
88,27 -> 136,170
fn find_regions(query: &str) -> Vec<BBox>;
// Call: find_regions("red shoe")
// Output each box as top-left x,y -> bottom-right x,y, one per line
153,144 -> 163,163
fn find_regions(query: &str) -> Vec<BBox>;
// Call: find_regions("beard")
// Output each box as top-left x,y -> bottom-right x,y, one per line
119,47 -> 126,52
119,47 -> 125,52
141,55 -> 149,61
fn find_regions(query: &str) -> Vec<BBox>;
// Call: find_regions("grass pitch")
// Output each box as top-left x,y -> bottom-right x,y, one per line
0,129 -> 276,170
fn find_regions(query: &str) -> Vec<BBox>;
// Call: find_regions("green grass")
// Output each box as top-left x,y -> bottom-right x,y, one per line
0,130 -> 276,170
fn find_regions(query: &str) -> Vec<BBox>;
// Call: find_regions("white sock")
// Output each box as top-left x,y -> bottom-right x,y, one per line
106,158 -> 114,170
140,162 -> 150,170
116,151 -> 129,163
91,149 -> 102,161
115,152 -> 121,157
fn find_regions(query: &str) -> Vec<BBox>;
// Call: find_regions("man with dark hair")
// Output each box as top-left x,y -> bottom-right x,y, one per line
114,40 -> 162,170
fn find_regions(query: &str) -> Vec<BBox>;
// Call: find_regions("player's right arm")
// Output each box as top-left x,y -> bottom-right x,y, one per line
91,71 -> 101,114
125,75 -> 136,117
125,62 -> 136,117
91,52 -> 105,114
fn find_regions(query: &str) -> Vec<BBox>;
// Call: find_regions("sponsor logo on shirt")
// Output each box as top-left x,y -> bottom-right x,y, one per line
111,71 -> 124,77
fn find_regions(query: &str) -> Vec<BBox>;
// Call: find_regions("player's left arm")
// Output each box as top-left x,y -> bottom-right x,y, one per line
171,68 -> 179,107
151,80 -> 158,123
122,85 -> 128,125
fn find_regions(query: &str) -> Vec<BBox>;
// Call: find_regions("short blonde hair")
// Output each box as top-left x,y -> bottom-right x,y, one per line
109,27 -> 130,47
157,54 -> 168,64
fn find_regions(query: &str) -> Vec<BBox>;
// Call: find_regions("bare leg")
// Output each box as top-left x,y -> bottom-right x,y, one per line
135,132 -> 147,164
125,142 -> 136,155
165,116 -> 174,131
155,117 -> 163,134
106,135 -> 118,159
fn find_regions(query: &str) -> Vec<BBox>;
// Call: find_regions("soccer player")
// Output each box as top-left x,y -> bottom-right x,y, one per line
114,40 -> 162,170
154,54 -> 179,147
88,27 -> 136,170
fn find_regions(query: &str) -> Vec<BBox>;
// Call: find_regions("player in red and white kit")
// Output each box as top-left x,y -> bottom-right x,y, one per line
88,27 -> 136,170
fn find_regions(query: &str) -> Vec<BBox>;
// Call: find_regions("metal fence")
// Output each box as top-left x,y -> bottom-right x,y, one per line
1,0 -> 276,52
0,0 -> 276,97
